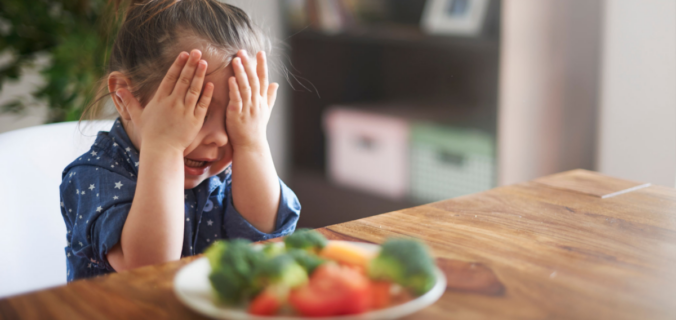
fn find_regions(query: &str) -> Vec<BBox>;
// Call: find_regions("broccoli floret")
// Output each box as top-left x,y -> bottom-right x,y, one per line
252,254 -> 308,290
209,266 -> 250,304
204,240 -> 228,269
261,242 -> 286,258
287,249 -> 326,274
284,229 -> 327,253
368,238 -> 436,295
206,239 -> 266,304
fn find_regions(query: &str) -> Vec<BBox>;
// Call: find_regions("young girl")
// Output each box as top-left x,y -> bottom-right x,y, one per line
59,0 -> 300,281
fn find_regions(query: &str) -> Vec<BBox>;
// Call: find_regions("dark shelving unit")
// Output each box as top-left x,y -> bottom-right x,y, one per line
285,0 -> 502,229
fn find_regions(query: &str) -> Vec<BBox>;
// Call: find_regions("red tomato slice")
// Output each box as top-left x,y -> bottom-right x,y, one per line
289,283 -> 343,316
248,287 -> 284,316
370,281 -> 392,309
289,263 -> 372,316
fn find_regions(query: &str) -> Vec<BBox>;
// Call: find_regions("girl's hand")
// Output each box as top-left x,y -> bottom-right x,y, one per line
115,49 -> 214,154
226,50 -> 279,151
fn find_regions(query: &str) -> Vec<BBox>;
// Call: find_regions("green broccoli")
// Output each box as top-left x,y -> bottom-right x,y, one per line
284,228 -> 328,253
205,239 -> 266,304
368,238 -> 437,296
261,242 -> 286,258
252,254 -> 308,291
204,240 -> 228,269
287,248 -> 326,274
209,266 -> 250,304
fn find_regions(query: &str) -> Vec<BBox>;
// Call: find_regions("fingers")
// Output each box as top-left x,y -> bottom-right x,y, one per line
185,59 -> 208,108
227,76 -> 242,114
157,51 -> 189,97
115,88 -> 143,123
267,83 -> 279,111
238,51 -> 260,109
173,49 -> 202,99
256,51 -> 269,97
195,82 -> 214,120
232,57 -> 251,112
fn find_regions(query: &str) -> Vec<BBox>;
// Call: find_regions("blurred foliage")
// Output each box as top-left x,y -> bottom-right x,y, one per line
0,0 -> 120,123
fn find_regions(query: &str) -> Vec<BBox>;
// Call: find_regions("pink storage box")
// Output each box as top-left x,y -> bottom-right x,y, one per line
323,107 -> 409,199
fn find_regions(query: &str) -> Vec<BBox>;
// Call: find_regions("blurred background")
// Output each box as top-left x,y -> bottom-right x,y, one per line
1,0 -> 674,231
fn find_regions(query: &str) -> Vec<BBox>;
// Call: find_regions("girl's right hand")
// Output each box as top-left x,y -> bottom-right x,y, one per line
115,49 -> 214,154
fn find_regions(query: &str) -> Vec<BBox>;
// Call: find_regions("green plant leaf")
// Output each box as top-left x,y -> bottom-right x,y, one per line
0,0 -> 120,123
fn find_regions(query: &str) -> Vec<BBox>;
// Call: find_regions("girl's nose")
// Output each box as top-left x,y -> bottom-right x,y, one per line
202,118 -> 228,147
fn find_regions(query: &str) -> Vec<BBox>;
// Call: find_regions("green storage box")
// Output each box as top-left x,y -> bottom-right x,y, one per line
410,123 -> 495,203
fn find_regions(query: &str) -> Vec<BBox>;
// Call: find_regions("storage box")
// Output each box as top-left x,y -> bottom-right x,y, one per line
324,107 -> 409,199
410,123 -> 495,203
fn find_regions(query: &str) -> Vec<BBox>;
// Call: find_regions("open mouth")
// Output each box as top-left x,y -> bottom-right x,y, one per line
184,158 -> 208,168
184,157 -> 213,176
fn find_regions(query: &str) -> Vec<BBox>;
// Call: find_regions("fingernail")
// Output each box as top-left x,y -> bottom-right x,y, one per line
180,52 -> 189,59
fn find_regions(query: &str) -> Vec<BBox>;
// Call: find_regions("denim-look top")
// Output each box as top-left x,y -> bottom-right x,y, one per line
60,119 -> 300,281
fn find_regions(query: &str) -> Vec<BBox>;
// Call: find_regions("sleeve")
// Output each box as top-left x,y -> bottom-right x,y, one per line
61,165 -> 135,271
223,178 -> 301,241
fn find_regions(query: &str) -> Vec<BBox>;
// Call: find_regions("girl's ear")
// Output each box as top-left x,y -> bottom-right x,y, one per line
108,71 -> 133,121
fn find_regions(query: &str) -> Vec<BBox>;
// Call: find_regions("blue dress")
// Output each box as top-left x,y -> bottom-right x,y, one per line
59,119 -> 300,281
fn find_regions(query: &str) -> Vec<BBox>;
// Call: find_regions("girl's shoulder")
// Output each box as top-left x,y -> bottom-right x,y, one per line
59,132 -> 139,213
62,121 -> 140,184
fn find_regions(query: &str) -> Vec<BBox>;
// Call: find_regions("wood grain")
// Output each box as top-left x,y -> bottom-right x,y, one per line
533,168 -> 651,198
1,169 -> 675,320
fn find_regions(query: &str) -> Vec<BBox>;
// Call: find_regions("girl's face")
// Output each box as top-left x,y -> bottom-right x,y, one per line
180,53 -> 235,189
117,49 -> 242,189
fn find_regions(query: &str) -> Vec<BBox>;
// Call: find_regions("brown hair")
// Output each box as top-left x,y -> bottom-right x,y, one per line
82,0 -> 270,120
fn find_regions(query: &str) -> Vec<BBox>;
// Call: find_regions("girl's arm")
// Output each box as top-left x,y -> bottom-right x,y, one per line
107,50 -> 214,271
227,50 -> 281,233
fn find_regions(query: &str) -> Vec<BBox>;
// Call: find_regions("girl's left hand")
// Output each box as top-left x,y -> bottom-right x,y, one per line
226,50 -> 279,151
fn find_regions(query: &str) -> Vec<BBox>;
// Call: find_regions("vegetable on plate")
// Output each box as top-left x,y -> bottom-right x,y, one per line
203,229 -> 438,317
289,263 -> 372,316
283,228 -> 328,253
205,239 -> 264,304
368,238 -> 437,295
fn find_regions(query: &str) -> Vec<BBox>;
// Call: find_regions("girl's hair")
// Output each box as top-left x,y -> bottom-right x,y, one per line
82,0 -> 270,121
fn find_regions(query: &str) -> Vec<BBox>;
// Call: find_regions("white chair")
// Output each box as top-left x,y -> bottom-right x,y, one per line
0,120 -> 115,297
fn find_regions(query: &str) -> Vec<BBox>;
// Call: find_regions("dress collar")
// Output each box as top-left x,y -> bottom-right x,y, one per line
106,118 -> 140,173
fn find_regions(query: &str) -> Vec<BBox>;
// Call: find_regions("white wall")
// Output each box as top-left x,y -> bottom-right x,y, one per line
499,0 -> 602,185
597,0 -> 676,187
224,0 -> 290,180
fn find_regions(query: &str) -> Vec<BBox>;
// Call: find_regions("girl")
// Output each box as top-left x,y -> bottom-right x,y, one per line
59,0 -> 300,281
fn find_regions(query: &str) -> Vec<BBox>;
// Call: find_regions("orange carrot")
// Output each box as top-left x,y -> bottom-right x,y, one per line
320,241 -> 376,270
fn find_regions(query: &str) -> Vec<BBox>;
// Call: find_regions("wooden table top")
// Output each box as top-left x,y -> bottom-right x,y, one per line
1,169 -> 675,320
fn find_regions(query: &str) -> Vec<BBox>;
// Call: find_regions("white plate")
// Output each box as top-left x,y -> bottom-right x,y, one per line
173,241 -> 446,320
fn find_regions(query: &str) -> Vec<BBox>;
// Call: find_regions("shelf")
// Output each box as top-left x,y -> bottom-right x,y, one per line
288,25 -> 499,50
326,101 -> 498,134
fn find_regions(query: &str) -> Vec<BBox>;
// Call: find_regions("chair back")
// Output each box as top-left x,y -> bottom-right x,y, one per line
0,120 -> 115,297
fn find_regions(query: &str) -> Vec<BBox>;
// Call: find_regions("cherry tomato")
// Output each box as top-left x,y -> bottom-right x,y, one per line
370,281 -> 392,309
289,263 -> 371,316
248,287 -> 284,316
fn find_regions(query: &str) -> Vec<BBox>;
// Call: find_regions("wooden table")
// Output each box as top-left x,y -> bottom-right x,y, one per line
1,170 -> 675,319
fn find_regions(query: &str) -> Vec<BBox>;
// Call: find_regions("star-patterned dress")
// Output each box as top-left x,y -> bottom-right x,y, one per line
59,119 -> 301,281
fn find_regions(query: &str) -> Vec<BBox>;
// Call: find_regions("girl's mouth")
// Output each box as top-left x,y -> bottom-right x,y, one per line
184,157 -> 212,176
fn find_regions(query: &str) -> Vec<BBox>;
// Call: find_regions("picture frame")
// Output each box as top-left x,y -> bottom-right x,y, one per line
421,0 -> 489,36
